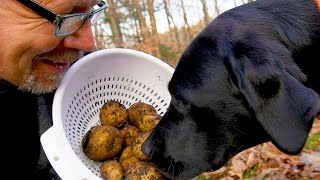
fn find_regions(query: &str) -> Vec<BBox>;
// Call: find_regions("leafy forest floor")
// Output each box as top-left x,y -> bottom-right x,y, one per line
197,119 -> 320,180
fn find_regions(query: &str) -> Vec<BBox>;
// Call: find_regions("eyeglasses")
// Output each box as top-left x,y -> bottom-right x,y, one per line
17,0 -> 108,37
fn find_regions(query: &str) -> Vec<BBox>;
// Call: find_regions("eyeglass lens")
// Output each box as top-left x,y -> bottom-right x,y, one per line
58,15 -> 88,35
91,10 -> 105,24
56,3 -> 107,36
90,3 -> 106,24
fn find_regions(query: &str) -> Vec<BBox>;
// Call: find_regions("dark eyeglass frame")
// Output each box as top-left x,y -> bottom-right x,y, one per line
17,0 -> 108,37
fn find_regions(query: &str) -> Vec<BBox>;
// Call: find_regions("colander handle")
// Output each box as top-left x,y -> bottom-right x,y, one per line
40,126 -> 101,180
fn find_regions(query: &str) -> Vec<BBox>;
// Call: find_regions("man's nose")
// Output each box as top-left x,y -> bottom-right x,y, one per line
61,21 -> 95,51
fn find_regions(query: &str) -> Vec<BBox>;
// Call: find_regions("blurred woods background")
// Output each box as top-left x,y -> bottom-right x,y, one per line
93,0 -> 254,67
92,1 -> 320,179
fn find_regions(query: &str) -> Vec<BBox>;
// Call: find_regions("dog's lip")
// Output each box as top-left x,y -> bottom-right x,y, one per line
157,169 -> 176,179
148,153 -> 185,179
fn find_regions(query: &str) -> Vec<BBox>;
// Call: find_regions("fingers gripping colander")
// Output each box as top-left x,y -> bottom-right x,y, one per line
40,48 -> 174,180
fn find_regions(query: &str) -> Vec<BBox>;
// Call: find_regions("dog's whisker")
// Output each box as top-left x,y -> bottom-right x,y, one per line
152,160 -> 167,173
170,161 -> 177,177
165,157 -> 172,174
150,147 -> 155,157
167,159 -> 171,173
232,126 -> 249,136
173,160 -> 176,177
156,122 -> 176,132
177,164 -> 181,177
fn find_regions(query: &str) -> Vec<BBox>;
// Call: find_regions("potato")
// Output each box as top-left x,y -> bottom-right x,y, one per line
119,146 -> 134,161
100,160 -> 124,180
128,102 -> 157,127
120,125 -> 141,146
131,132 -> 150,161
119,146 -> 141,172
136,113 -> 161,132
125,161 -> 165,180
82,125 -> 123,161
83,100 -> 165,179
100,100 -> 128,128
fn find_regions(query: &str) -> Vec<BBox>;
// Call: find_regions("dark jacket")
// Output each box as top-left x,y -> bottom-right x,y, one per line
0,80 -> 56,179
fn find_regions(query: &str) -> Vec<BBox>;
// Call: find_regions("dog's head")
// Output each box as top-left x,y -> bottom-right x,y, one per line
142,1 -> 320,179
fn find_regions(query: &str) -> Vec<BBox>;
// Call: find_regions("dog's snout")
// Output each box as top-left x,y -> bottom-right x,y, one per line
141,138 -> 152,158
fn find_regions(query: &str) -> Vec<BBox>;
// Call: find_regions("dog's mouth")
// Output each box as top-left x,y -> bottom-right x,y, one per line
148,149 -> 184,179
142,129 -> 212,180
143,143 -> 214,180
142,135 -> 176,179
142,132 -> 186,179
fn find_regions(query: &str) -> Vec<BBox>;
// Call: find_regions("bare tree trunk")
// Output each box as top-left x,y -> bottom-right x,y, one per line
93,23 -> 102,49
233,0 -> 237,7
214,0 -> 220,16
163,0 -> 173,39
146,0 -> 161,57
125,0 -> 142,43
163,0 -> 181,51
133,15 -> 142,43
200,0 -> 210,25
94,23 -> 108,49
106,0 -> 124,47
132,0 -> 150,43
180,0 -> 191,42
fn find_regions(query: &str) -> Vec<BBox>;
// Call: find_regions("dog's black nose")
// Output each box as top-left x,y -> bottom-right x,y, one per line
141,138 -> 151,158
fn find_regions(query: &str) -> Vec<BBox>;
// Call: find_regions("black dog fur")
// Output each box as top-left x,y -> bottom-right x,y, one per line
142,0 -> 320,179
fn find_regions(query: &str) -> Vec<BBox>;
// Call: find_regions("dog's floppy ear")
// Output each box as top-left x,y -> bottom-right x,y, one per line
224,41 -> 320,154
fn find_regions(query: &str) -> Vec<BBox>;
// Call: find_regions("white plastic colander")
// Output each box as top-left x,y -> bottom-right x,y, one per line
40,48 -> 174,180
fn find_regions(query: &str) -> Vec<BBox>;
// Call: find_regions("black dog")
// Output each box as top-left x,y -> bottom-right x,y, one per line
141,0 -> 320,179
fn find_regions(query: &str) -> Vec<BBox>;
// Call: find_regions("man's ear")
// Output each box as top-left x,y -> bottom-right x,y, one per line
223,42 -> 320,154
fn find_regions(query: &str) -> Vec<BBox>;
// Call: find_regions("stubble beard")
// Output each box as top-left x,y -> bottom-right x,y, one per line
19,49 -> 85,94
19,72 -> 64,94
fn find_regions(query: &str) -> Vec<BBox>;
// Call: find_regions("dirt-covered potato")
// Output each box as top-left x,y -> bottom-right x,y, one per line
119,146 -> 133,161
82,125 -> 123,161
125,161 -> 165,180
100,160 -> 124,180
136,113 -> 161,132
119,146 -> 141,172
120,125 -> 141,146
128,102 -> 157,127
131,132 -> 150,161
100,100 -> 128,128
83,100 -> 165,179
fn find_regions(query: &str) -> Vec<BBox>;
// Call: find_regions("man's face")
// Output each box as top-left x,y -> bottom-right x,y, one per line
0,0 -> 96,94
